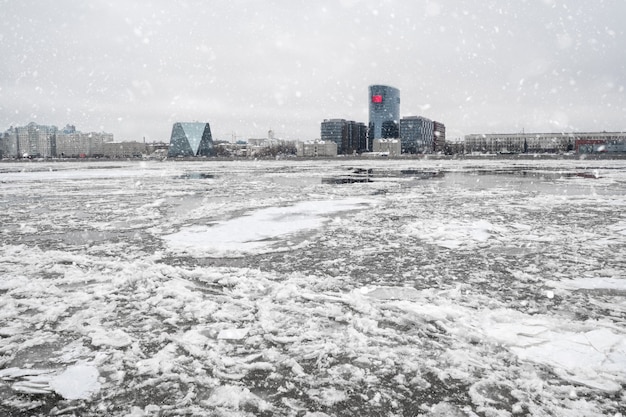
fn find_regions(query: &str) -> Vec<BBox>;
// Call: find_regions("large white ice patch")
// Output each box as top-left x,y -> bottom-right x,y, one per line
511,328 -> 626,392
478,309 -> 626,393
49,364 -> 101,400
163,198 -> 367,257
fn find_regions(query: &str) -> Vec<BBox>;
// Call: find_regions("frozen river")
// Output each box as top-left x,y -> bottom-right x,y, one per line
1,158 -> 625,416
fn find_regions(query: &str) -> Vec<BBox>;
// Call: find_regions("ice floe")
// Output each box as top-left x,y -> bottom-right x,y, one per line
1,364 -> 101,399
49,364 -> 101,400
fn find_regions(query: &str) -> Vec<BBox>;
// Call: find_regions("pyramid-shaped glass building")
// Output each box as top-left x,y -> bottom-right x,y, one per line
167,122 -> 214,157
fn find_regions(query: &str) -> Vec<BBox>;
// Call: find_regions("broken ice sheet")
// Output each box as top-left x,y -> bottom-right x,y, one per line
510,328 -> 626,393
477,309 -> 626,393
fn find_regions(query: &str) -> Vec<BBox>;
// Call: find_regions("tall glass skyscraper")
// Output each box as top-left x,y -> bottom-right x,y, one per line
368,85 -> 400,149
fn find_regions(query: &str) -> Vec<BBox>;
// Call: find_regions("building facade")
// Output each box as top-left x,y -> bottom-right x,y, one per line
56,130 -> 114,157
464,133 -> 571,154
433,121 -> 446,153
574,134 -> 626,153
320,119 -> 366,154
1,123 -> 115,158
102,141 -> 147,158
167,122 -> 214,157
373,138 -> 401,156
348,120 -> 368,153
0,131 -> 10,158
296,140 -> 338,157
464,132 -> 626,154
400,116 -> 434,154
368,85 -> 400,149
2,122 -> 58,158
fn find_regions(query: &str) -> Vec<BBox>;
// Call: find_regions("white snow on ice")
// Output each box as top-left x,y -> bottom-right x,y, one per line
49,364 -> 101,400
363,285 -> 626,392
163,198 -> 369,256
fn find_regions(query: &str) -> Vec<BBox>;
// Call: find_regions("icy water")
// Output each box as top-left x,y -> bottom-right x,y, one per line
1,159 -> 625,416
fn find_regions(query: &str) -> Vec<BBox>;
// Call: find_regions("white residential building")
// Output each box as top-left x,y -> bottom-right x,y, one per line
296,140 -> 338,157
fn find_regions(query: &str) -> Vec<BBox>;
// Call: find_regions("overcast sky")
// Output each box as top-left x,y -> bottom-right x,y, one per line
1,0 -> 625,142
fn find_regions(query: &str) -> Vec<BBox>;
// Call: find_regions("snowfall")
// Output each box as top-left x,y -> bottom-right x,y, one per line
0,157 -> 625,416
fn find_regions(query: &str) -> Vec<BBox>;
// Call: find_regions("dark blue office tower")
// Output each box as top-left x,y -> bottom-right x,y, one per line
368,85 -> 400,150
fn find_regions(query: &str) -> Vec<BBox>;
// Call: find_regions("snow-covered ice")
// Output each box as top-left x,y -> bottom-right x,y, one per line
163,198 -> 369,257
49,364 -> 101,400
1,158 -> 625,416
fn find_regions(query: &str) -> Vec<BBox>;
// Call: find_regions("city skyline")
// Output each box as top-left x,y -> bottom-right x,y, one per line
1,1 -> 625,142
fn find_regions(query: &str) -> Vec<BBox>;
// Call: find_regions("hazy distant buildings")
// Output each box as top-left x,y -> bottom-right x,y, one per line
56,124 -> 114,157
167,122 -> 214,157
296,140 -> 338,157
2,122 -> 57,158
464,133 -> 571,154
320,119 -> 367,154
0,132 -> 6,159
368,85 -> 400,149
575,134 -> 626,153
463,132 -> 626,154
102,141 -> 147,158
1,130 -> 15,158
1,122 -> 114,158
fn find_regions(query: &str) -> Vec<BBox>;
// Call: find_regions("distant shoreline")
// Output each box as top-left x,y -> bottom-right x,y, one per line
3,153 -> 626,163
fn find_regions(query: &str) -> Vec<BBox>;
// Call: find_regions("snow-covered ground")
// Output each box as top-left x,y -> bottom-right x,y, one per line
1,158 -> 625,416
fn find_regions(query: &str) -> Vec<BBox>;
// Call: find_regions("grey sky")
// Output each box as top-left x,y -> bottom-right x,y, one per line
1,0 -> 625,142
